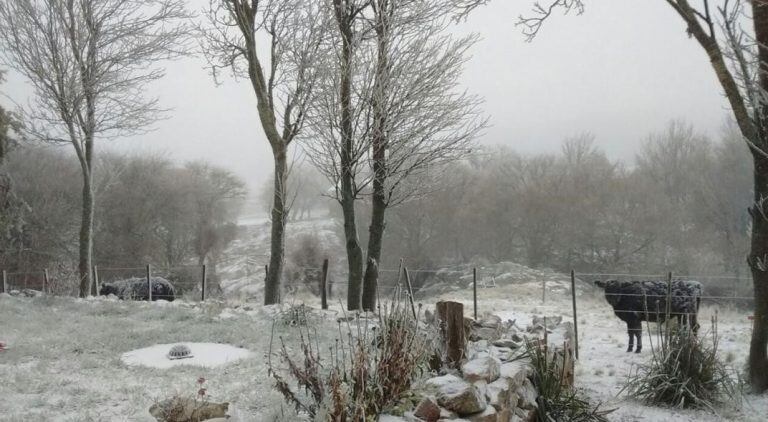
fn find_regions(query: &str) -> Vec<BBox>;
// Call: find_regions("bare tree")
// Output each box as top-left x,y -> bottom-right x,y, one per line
200,0 -> 327,305
304,0 -> 483,310
360,0 -> 485,310
0,0 -> 190,297
303,0 -> 373,311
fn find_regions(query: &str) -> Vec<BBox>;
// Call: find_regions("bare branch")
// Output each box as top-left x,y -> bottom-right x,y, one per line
517,0 -> 584,42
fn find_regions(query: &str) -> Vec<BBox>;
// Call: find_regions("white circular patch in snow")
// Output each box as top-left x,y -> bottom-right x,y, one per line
121,343 -> 252,369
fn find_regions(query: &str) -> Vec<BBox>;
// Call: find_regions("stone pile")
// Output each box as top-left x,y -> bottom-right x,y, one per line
381,313 -> 574,422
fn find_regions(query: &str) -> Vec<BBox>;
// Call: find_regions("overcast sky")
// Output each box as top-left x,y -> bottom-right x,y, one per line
1,1 -> 733,191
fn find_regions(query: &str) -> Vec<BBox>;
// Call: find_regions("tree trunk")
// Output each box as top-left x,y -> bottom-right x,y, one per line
78,173 -> 94,298
362,2 -> 390,312
362,186 -> 386,311
748,156 -> 768,391
342,189 -> 364,310
334,2 -> 364,311
748,0 -> 768,392
264,152 -> 288,305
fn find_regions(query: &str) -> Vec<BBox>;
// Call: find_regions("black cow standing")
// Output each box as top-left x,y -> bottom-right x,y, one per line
594,279 -> 701,353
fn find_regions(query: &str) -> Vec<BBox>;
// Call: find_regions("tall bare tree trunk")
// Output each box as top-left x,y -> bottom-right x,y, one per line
747,0 -> 768,392
78,171 -> 94,298
333,0 -> 365,311
362,0 -> 390,312
264,151 -> 288,305
748,155 -> 768,391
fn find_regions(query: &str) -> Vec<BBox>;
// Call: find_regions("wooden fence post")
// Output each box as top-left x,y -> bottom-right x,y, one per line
665,271 -> 673,321
473,267 -> 478,320
93,265 -> 100,296
436,301 -> 465,368
146,264 -> 152,301
320,259 -> 329,310
2,270 -> 7,293
542,277 -> 547,304
44,269 -> 50,294
201,264 -> 207,302
570,270 -> 579,360
403,267 -> 417,319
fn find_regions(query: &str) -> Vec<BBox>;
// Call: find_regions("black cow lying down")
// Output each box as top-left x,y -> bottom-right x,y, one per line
99,277 -> 176,301
594,279 -> 701,353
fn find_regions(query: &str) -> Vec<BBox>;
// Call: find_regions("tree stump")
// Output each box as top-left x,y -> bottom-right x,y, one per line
436,300 -> 466,368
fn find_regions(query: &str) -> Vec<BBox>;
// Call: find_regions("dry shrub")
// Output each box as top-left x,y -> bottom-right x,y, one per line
622,315 -> 740,410
269,294 -> 430,420
150,377 -> 229,422
526,339 -> 612,422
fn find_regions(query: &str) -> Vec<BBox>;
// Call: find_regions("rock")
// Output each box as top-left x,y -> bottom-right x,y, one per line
148,398 -> 228,421
513,406 -> 537,422
439,407 -> 458,419
490,346 -> 515,362
403,411 -> 425,422
414,397 -> 441,422
531,315 -> 562,329
21,288 -> 43,297
500,361 -> 533,387
471,327 -> 501,342
425,374 -> 487,416
486,378 -> 511,409
462,356 -> 501,382
515,378 -> 538,411
478,314 -> 502,329
468,406 -> 497,422
473,380 -> 488,399
496,408 -> 512,422
492,339 -> 522,350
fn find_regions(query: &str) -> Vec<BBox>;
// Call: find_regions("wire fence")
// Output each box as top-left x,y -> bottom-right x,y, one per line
0,262 -> 757,318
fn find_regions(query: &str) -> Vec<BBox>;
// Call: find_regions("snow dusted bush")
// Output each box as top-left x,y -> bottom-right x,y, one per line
268,295 -> 431,419
622,316 -> 740,410
526,339 -> 613,421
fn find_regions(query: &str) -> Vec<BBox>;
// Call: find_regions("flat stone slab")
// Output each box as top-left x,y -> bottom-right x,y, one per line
122,342 -> 252,369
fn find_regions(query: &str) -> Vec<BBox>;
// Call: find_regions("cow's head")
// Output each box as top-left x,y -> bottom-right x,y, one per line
99,283 -> 117,296
595,280 -> 623,307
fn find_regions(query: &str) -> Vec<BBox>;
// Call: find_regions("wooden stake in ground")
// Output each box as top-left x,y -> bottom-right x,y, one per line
146,264 -> 152,301
2,269 -> 7,293
44,269 -> 50,294
201,264 -> 207,302
570,269 -> 579,360
93,265 -> 100,295
320,258 -> 329,310
403,268 -> 417,320
473,267 -> 478,320
436,300 -> 465,368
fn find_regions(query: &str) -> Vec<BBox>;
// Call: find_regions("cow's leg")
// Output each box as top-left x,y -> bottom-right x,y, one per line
628,320 -> 642,353
691,312 -> 699,335
626,321 -> 634,352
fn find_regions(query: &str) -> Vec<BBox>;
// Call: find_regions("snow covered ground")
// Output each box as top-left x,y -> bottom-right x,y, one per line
434,278 -> 768,421
0,294 -> 342,421
1,263 -> 766,421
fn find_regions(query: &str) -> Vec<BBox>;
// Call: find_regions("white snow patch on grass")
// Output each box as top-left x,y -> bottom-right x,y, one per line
121,343 -> 253,369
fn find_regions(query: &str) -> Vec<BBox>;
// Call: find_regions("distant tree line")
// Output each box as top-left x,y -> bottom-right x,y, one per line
359,121 -> 752,285
0,147 -> 245,289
